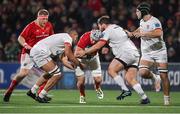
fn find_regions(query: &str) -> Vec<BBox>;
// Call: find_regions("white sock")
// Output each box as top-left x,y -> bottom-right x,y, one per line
133,83 -> 147,99
39,89 -> 47,98
164,95 -> 170,105
31,84 -> 39,94
113,76 -> 129,91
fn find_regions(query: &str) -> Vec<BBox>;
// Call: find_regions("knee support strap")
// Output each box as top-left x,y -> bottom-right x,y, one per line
158,67 -> 168,73
48,65 -> 61,76
139,65 -> 149,70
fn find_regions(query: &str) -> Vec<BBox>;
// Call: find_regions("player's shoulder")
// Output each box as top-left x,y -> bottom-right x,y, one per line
21,21 -> 35,32
55,33 -> 69,37
80,31 -> 91,39
151,16 -> 161,23
46,22 -> 53,26
24,21 -> 35,29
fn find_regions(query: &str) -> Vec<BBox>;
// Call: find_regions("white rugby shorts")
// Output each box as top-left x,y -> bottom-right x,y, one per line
75,55 -> 102,77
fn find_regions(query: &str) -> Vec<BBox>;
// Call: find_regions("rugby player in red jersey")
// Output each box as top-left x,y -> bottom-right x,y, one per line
74,30 -> 104,103
3,9 -> 54,102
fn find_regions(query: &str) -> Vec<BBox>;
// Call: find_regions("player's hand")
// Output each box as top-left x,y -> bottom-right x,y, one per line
66,61 -> 77,70
133,32 -> 146,38
23,43 -> 32,50
124,30 -> 134,38
75,50 -> 86,58
61,55 -> 77,70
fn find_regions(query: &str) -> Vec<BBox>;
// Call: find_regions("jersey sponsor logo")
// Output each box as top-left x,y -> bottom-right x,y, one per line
36,34 -> 49,38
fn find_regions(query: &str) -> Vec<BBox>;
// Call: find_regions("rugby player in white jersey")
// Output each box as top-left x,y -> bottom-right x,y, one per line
125,2 -> 170,105
77,16 -> 150,104
27,30 -> 85,103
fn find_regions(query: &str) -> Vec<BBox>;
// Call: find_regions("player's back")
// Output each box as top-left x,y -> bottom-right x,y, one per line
34,33 -> 72,55
103,24 -> 137,50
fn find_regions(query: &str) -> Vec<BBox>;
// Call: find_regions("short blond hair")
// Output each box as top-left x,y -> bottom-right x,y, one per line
37,9 -> 49,16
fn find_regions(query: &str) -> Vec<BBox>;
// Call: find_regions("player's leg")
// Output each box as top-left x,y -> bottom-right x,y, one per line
36,61 -> 61,103
125,66 -> 150,104
139,59 -> 161,92
93,76 -> 103,99
75,65 -> 86,103
76,75 -> 86,103
37,73 -> 52,101
37,81 -> 47,95
90,56 -> 104,99
27,73 -> 50,100
108,58 -> 131,100
157,62 -> 170,105
3,53 -> 32,102
154,49 -> 170,105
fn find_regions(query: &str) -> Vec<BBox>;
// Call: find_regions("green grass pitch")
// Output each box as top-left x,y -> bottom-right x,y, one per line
0,90 -> 180,113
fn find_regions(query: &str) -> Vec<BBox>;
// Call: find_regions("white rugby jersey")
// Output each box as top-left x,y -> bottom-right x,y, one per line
140,16 -> 166,52
33,33 -> 72,56
100,24 -> 137,53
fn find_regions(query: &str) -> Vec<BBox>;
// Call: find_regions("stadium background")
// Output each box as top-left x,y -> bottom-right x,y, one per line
0,0 -> 179,90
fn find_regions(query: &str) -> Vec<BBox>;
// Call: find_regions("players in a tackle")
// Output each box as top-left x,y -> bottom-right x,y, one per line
77,16 -> 150,104
74,30 -> 104,103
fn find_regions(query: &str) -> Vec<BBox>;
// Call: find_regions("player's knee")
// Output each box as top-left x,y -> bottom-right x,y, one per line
77,81 -> 84,88
43,73 -> 51,79
139,69 -> 149,77
94,76 -> 102,83
18,70 -> 30,78
107,68 -> 116,77
48,65 -> 61,78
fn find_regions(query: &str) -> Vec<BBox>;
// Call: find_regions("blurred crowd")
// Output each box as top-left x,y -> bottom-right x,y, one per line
0,0 -> 179,62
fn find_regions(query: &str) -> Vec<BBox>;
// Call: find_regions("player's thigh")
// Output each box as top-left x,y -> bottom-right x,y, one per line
20,53 -> 34,70
89,56 -> 100,70
139,58 -> 154,75
125,67 -> 138,82
154,49 -> 168,63
108,58 -> 124,74
76,75 -> 85,85
75,66 -> 85,76
41,60 -> 57,73
93,76 -> 102,83
91,56 -> 102,76
18,68 -> 30,76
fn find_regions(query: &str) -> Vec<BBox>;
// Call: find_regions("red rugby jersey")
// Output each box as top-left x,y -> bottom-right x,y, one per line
20,21 -> 54,54
77,31 -> 94,49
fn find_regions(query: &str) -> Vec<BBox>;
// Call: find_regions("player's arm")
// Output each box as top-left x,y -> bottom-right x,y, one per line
124,28 -> 140,38
18,36 -> 32,49
74,46 -> 87,59
133,28 -> 162,38
64,43 -> 85,69
85,40 -> 106,56
59,53 -> 76,70
140,29 -> 162,38
132,27 -> 140,33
